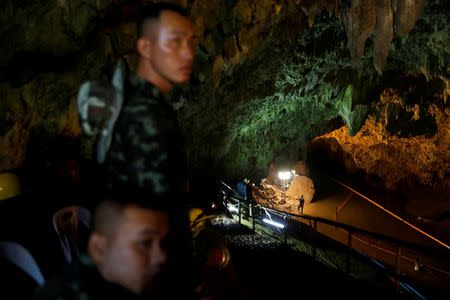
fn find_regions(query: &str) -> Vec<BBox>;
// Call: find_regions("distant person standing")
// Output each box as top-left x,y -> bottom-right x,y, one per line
235,178 -> 254,202
297,195 -> 305,214
267,159 -> 278,186
105,3 -> 196,197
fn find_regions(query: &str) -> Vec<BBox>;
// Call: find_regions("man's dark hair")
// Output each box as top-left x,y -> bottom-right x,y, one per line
91,186 -> 186,233
136,2 -> 189,38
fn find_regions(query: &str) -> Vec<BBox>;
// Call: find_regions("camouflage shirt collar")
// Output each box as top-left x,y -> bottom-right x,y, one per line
130,74 -> 173,107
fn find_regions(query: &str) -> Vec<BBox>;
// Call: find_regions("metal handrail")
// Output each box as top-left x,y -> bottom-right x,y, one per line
219,181 -> 449,298
219,180 -> 450,258
255,203 -> 450,257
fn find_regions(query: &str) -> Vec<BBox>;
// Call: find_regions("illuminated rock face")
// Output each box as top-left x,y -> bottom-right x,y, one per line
312,78 -> 450,191
252,174 -> 315,214
286,175 -> 315,204
0,0 -> 448,195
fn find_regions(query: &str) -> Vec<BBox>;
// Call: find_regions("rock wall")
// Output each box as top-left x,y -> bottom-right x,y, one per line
0,0 -> 448,195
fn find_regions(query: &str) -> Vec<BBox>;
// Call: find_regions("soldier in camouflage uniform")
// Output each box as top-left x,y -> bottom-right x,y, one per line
105,2 -> 195,197
106,74 -> 188,195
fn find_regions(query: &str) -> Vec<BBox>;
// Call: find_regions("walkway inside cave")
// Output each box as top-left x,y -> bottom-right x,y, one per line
213,166 -> 450,299
207,216 -> 407,300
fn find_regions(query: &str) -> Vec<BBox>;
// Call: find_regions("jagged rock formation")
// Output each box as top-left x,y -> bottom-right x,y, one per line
0,0 -> 134,171
312,76 -> 450,191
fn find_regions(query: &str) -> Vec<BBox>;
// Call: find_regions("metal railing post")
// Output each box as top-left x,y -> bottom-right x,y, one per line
251,204 -> 255,231
238,200 -> 241,224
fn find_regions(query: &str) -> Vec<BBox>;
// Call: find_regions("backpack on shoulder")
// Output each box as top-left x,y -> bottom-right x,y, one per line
76,59 -> 128,163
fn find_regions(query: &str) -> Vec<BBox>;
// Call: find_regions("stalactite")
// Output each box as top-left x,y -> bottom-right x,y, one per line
324,0 -> 337,16
300,0 -> 324,28
374,0 -> 394,74
337,0 -> 426,72
341,0 -> 376,68
294,0 -> 427,72
394,0 -> 426,37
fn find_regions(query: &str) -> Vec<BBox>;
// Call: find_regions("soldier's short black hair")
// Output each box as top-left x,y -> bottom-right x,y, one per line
136,2 -> 189,38
100,186 -> 179,213
91,185 -> 188,234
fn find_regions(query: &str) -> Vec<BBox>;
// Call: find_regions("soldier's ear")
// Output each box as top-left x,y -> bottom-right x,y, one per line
137,37 -> 152,59
88,232 -> 106,265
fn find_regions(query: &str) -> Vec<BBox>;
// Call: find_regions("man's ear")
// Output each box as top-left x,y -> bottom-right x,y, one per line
88,232 -> 106,265
137,37 -> 151,59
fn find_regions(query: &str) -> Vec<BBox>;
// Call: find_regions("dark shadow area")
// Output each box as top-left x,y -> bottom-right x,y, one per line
19,135 -> 103,212
223,228 -> 403,300
4,135 -> 102,280
0,192 -> 70,279
0,259 -> 40,300
307,144 -> 350,199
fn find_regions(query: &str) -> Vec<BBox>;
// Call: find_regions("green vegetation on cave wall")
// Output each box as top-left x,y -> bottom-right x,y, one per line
181,14 -> 369,182
180,1 -> 448,183
0,0 -> 447,189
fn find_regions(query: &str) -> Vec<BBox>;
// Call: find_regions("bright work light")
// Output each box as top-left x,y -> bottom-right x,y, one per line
278,171 -> 292,181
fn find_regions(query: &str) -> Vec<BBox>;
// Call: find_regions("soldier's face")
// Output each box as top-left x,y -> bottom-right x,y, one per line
147,11 -> 195,87
101,206 -> 170,295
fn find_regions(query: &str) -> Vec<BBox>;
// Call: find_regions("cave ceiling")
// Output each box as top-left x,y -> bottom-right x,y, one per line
0,0 -> 448,192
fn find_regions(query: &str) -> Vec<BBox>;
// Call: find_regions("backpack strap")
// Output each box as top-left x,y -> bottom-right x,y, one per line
96,59 -> 127,163
77,59 -> 128,163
